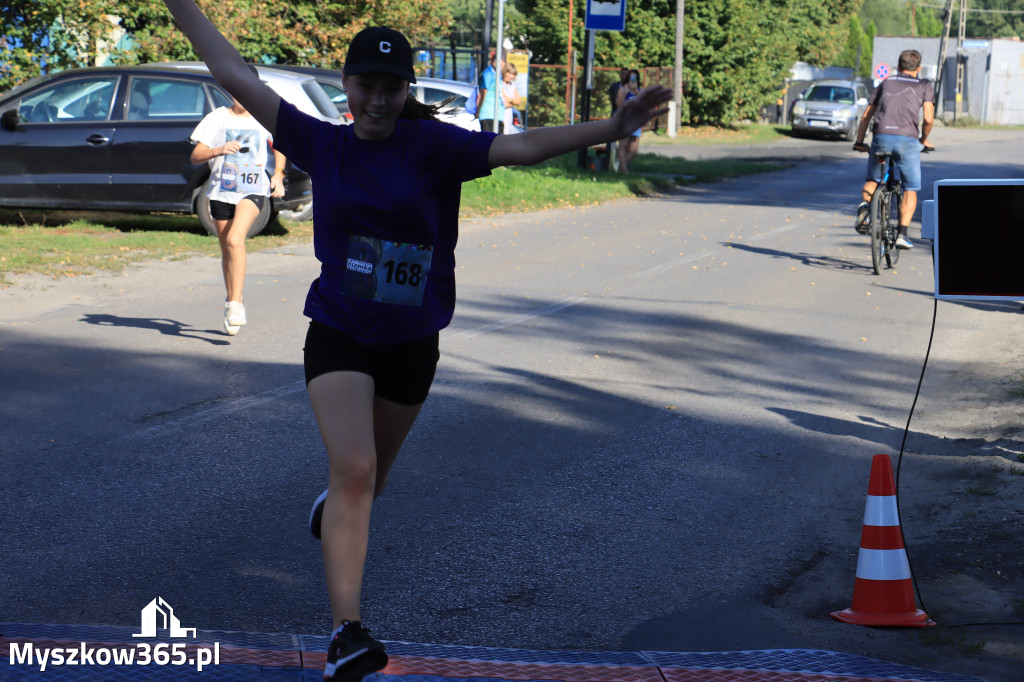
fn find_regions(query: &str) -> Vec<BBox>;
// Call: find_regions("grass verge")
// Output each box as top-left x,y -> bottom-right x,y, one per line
0,150 -> 782,285
644,123 -> 792,146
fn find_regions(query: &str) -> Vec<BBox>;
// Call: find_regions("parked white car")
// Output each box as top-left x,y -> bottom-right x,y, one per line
412,78 -> 481,132
269,67 -> 480,132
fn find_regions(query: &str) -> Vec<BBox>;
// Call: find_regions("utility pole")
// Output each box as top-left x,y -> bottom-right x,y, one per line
492,0 -> 505,124
576,29 -> 595,168
482,0 -> 494,73
934,0 -> 955,116
672,0 -> 684,135
566,0 -> 575,125
954,0 -> 967,120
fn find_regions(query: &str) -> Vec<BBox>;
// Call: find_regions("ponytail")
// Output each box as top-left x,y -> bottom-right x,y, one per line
400,94 -> 442,122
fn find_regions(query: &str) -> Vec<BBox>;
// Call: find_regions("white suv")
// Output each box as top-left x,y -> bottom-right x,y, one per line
790,80 -> 869,140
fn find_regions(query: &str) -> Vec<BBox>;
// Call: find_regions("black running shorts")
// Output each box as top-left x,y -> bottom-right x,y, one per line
209,195 -> 266,220
303,320 -> 439,406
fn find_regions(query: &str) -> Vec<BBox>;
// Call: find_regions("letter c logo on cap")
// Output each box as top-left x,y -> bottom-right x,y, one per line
379,41 -> 392,54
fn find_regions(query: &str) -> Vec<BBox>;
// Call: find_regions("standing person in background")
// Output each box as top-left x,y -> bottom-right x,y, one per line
615,69 -> 644,174
476,52 -> 504,133
500,63 -> 523,134
852,49 -> 934,249
191,76 -> 285,335
609,66 -> 629,116
161,2 -> 671,681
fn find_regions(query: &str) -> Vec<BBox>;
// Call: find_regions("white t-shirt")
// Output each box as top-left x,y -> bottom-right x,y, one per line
501,81 -> 519,133
191,107 -> 274,203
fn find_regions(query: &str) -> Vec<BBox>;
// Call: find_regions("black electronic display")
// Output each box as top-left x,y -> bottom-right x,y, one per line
933,180 -> 1024,300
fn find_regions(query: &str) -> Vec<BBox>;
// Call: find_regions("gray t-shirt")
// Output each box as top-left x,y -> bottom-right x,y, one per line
869,73 -> 935,138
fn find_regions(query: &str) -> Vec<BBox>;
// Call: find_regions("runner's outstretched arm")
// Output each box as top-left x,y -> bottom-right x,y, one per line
162,0 -> 281,135
488,85 -> 672,168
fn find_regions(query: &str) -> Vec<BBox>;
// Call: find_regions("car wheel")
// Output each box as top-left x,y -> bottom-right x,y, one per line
277,200 -> 313,222
195,183 -> 272,238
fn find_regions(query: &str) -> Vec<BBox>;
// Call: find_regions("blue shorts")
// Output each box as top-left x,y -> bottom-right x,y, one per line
867,135 -> 921,192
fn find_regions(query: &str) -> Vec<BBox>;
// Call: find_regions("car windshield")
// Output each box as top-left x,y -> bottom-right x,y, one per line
807,86 -> 855,104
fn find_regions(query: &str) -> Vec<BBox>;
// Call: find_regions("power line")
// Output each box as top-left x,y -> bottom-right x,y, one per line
915,1 -> 1024,14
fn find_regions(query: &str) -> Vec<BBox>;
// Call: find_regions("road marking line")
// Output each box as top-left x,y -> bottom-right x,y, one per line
630,222 -> 805,278
448,296 -> 587,339
123,381 -> 307,442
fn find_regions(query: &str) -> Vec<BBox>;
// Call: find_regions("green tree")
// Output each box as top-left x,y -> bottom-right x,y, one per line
1,0 -> 453,92
114,0 -> 452,68
836,14 -> 872,77
965,0 -> 1024,39
1,0 -> 113,91
858,0 -> 908,36
683,0 -> 797,124
788,0 -> 861,66
446,0 -> 525,48
516,0 -> 863,125
914,6 -> 944,37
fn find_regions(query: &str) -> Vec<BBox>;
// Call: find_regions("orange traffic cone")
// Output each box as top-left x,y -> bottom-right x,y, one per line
831,454 -> 936,627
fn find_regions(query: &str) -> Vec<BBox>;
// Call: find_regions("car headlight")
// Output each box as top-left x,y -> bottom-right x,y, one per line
792,101 -> 806,116
836,106 -> 854,119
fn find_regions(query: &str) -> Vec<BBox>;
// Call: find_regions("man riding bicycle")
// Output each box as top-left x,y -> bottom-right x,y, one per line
852,49 -> 935,250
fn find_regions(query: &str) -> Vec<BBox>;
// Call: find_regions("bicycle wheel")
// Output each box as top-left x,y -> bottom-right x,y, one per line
869,187 -> 887,275
885,191 -> 902,268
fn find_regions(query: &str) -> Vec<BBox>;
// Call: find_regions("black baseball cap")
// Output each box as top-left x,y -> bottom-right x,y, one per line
344,26 -> 417,83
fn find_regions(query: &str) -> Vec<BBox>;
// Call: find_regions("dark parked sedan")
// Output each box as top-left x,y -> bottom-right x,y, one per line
0,63 -> 330,235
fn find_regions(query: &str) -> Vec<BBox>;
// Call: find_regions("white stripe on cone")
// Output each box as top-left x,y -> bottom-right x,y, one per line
855,548 -> 912,581
863,494 -> 901,527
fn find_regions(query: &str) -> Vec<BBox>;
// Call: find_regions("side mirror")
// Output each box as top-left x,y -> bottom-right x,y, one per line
1,109 -> 20,131
857,97 -> 868,106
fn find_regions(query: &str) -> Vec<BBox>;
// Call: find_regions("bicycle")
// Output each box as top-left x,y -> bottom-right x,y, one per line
853,143 -> 933,275
867,151 -> 903,275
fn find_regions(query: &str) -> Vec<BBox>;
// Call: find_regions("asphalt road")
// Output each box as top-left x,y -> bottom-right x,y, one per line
2,128 -> 1022,675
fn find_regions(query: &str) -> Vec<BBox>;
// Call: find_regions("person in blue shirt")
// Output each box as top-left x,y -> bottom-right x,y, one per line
161,3 -> 671,681
476,52 -> 505,133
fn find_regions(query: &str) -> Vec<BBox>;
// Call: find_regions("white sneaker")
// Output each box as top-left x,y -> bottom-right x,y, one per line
309,489 -> 328,539
224,301 -> 246,335
855,201 -> 870,234
895,235 -> 914,249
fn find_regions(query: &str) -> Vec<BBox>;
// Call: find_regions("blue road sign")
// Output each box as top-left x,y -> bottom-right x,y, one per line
874,63 -> 889,80
586,0 -> 626,32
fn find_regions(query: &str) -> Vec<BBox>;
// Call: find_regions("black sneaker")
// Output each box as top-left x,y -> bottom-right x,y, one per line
309,489 -> 328,540
323,621 -> 388,682
855,201 -> 870,234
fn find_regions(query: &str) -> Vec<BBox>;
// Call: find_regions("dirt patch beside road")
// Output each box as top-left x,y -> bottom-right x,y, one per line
771,300 -> 1024,682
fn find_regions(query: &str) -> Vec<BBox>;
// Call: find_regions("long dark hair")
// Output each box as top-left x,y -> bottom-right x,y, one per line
400,94 -> 442,121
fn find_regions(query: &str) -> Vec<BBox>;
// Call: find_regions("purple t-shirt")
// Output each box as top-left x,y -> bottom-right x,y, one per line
274,99 -> 497,344
869,73 -> 934,138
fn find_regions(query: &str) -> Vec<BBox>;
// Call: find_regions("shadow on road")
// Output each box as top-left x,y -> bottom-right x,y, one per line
723,241 -> 866,274
81,313 -> 232,345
